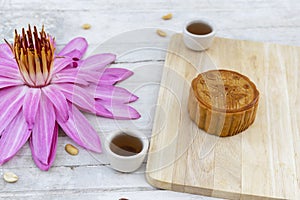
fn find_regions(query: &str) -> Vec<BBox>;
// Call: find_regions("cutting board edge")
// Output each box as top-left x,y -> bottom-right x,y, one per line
145,172 -> 214,198
145,172 -> 171,190
145,171 -> 283,200
214,35 -> 300,50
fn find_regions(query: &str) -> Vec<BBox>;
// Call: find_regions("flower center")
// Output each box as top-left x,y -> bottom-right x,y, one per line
6,25 -> 55,87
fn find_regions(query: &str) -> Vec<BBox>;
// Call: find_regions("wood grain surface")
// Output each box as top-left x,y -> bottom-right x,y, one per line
146,33 -> 300,199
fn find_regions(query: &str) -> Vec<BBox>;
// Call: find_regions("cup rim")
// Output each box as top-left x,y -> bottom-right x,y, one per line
104,129 -> 149,160
184,18 -> 216,38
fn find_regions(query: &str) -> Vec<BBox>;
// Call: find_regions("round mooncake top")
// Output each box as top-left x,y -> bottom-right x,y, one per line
192,70 -> 259,113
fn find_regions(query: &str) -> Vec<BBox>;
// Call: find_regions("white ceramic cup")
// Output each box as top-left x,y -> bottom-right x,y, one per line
104,129 -> 149,173
183,19 -> 216,51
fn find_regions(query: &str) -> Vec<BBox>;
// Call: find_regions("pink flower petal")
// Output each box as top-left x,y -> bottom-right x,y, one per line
75,70 -> 104,84
0,58 -> 18,69
57,103 -> 101,153
30,124 -> 58,171
55,67 -> 107,85
53,68 -> 95,85
94,103 -> 113,118
99,68 -> 133,85
0,43 -> 14,61
0,86 -> 27,133
42,85 -> 69,122
96,100 -> 141,119
23,88 -> 41,130
0,111 -> 31,165
51,69 -> 89,86
92,85 -> 138,103
0,67 -> 20,79
57,37 -> 88,59
81,53 -> 116,71
0,77 -> 24,89
59,50 -> 83,62
0,43 -> 17,69
29,94 -> 57,171
52,56 -> 73,74
55,83 -> 96,114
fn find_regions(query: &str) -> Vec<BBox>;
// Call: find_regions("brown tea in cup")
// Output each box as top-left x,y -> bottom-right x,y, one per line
109,133 -> 143,157
186,22 -> 213,35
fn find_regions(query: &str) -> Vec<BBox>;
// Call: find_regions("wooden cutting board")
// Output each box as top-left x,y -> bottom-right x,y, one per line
146,33 -> 300,199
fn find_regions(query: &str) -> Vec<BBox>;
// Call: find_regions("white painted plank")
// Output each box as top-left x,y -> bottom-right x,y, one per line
0,2 -> 299,46
0,164 -> 150,194
1,190 -> 220,200
1,0 -> 299,12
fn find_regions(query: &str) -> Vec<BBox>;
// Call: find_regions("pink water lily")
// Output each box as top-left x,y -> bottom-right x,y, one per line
0,25 -> 140,170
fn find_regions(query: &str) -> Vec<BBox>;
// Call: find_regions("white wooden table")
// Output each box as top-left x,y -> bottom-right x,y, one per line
0,0 -> 299,199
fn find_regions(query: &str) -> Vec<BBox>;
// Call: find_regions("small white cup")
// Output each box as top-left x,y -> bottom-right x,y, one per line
183,19 -> 216,51
104,129 -> 149,173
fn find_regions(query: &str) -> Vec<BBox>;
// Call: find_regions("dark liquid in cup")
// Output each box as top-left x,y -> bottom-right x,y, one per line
110,133 -> 143,156
187,22 -> 212,35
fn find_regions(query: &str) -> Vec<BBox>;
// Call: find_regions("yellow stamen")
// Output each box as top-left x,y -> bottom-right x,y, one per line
5,25 -> 55,87
41,47 -> 48,81
23,48 -> 35,83
27,49 -> 34,74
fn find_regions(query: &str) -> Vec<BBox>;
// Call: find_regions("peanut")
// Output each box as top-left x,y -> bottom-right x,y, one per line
156,29 -> 167,37
3,172 -> 18,183
82,23 -> 91,30
162,13 -> 172,20
65,144 -> 79,156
